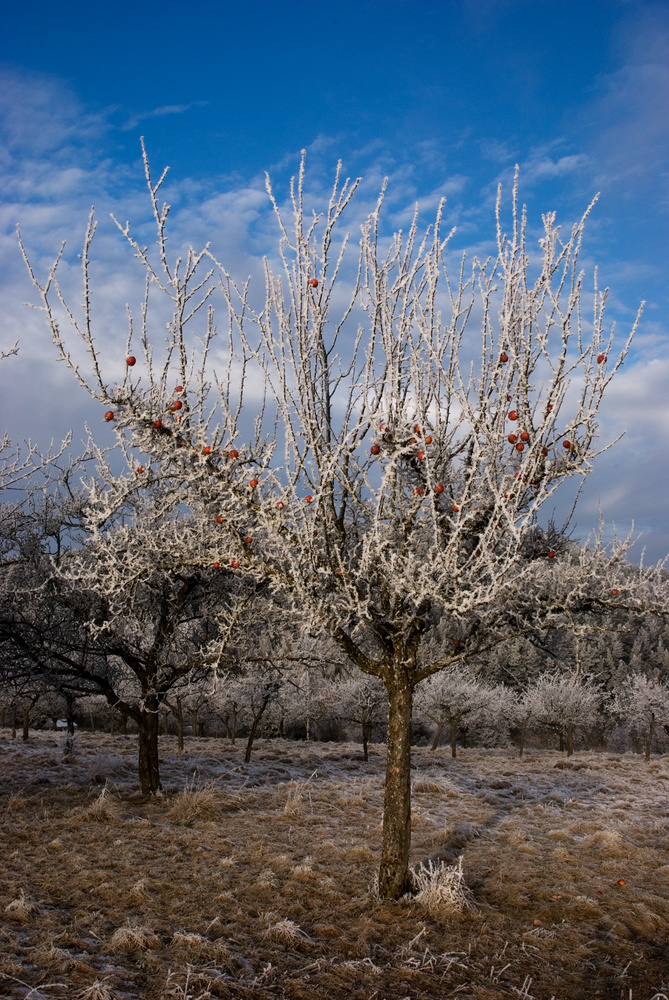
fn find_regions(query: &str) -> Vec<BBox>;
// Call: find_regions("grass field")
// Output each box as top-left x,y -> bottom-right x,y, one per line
1,731 -> 668,999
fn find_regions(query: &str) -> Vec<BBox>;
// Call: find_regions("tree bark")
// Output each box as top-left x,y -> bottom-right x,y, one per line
137,705 -> 161,794
430,720 -> 443,751
645,712 -> 655,761
378,679 -> 413,901
450,719 -> 457,758
362,722 -> 372,761
566,724 -> 574,757
65,693 -> 76,735
22,705 -> 30,742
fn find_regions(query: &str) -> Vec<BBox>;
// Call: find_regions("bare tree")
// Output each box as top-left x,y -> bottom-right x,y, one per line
524,671 -> 603,755
338,674 -> 388,760
613,673 -> 669,760
21,143 -> 663,898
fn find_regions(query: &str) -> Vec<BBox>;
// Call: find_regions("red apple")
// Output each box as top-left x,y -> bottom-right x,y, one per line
153,420 -> 163,429
612,588 -> 619,596
515,442 -> 524,452
309,278 -> 318,287
249,478 -> 258,488
216,515 -> 223,524
417,450 -> 426,460
413,424 -> 421,434
541,447 -> 548,456
229,449 -> 239,459
305,495 -> 313,503
276,501 -> 285,510
500,352 -> 509,363
136,466 -> 144,474
126,356 -> 136,366
597,354 -> 607,364
413,487 -> 424,495
203,446 -> 211,454
563,439 -> 573,450
213,561 -> 220,568
172,400 -> 183,410
175,385 -> 183,393
507,433 -> 518,444
231,559 -> 239,569
371,444 -> 381,455
424,436 -> 432,445
508,410 -> 518,421
453,638 -> 460,645
104,411 -> 114,422
434,483 -> 444,493
452,503 -> 459,512
244,536 -> 252,544
548,551 -> 555,558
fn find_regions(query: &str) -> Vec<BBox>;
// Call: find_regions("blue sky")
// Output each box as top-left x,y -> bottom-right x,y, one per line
1,0 -> 668,561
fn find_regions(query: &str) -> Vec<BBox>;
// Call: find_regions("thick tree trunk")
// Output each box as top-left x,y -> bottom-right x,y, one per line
378,680 -> 413,901
450,719 -> 457,758
566,724 -> 574,757
430,720 -> 444,751
137,707 -> 161,795
11,704 -> 17,739
22,706 -> 30,742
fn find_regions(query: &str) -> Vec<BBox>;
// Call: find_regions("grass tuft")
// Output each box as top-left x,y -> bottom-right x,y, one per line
165,780 -> 223,825
108,922 -> 161,953
409,857 -> 474,915
4,890 -> 41,923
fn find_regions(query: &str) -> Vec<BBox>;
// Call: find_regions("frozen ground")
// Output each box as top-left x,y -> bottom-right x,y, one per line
1,731 -> 668,999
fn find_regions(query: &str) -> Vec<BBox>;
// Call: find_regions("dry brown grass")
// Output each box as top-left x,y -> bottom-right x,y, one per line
1,731 -> 669,999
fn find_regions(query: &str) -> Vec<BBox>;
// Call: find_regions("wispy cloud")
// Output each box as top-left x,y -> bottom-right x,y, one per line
120,101 -> 209,131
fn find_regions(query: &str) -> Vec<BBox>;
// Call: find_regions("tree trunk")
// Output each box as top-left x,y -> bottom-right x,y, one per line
362,722 -> 372,762
645,712 -> 655,761
22,705 -> 30,742
66,693 -> 76,735
430,720 -> 444,751
378,679 -> 413,901
171,697 -> 184,752
450,719 -> 457,758
566,724 -> 574,757
137,706 -> 161,795
518,722 -> 526,758
11,704 -> 17,739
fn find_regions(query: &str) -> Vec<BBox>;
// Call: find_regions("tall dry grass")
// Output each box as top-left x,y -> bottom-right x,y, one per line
0,731 -> 668,999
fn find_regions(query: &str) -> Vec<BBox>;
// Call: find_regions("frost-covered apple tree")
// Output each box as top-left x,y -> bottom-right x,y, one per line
21,142 -> 658,899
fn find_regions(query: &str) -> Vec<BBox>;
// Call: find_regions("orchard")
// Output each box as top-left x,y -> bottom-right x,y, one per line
14,142 -> 668,901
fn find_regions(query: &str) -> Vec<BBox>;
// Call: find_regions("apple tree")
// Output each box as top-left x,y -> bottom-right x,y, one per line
21,143 -> 662,898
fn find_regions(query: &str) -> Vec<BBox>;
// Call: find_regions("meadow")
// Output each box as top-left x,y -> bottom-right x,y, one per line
1,731 -> 668,999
